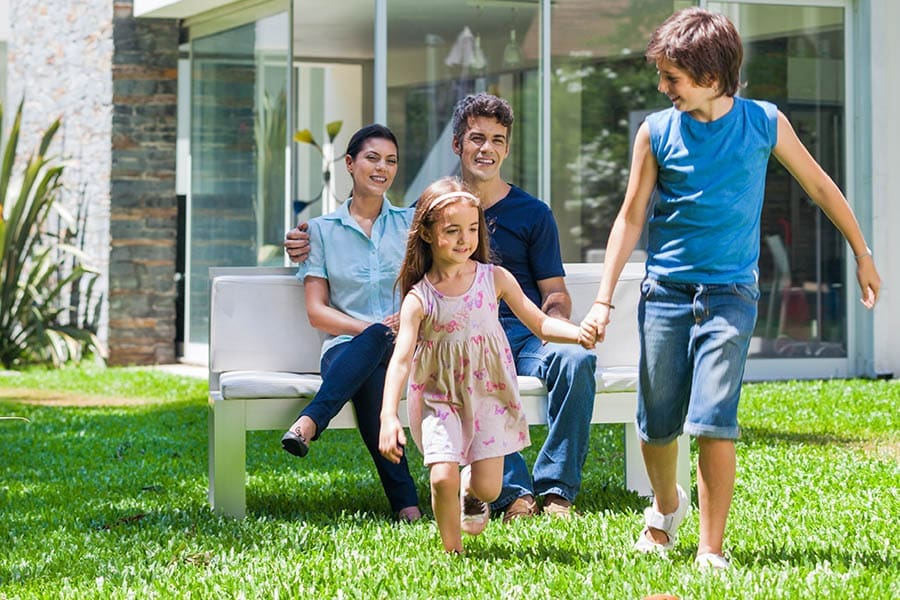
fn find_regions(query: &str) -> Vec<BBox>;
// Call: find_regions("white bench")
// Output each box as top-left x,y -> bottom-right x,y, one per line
208,263 -> 690,517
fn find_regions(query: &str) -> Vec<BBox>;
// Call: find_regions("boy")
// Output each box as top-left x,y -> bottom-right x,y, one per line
581,8 -> 880,569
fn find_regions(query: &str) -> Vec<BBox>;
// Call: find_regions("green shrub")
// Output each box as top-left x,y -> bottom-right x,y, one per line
0,100 -> 103,367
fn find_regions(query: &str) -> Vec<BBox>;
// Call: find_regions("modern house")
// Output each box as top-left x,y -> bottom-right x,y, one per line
3,0 -> 897,380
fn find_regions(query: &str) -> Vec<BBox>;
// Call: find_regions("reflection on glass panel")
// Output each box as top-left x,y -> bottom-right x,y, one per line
550,1 -> 677,263
710,3 -> 846,358
188,12 -> 289,346
291,0 -> 372,221
386,2 -> 540,205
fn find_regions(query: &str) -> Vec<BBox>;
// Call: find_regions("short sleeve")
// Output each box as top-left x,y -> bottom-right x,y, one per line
297,219 -> 328,281
527,205 -> 565,281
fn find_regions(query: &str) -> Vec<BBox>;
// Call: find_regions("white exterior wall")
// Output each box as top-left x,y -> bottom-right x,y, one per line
870,0 -> 899,377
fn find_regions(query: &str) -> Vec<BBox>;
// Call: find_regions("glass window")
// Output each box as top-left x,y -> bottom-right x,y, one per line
555,1 -> 848,359
386,2 -> 541,205
187,10 -> 290,349
710,3 -> 846,358
550,0 -> 683,263
291,0 -> 372,219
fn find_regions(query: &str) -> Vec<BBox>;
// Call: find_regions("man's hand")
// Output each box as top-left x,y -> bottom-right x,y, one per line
284,222 -> 310,263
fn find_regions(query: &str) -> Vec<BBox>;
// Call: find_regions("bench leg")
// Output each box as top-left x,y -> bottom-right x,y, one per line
209,395 -> 248,518
624,423 -> 692,497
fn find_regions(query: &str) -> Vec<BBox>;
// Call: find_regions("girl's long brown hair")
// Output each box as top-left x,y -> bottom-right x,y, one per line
396,176 -> 492,297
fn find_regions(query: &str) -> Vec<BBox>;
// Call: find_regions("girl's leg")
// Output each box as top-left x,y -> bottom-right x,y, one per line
696,437 -> 735,557
430,462 -> 462,553
467,456 -> 505,505
352,362 -> 420,514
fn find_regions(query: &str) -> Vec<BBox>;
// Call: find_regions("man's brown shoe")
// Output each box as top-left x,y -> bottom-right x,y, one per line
502,494 -> 538,524
542,494 -> 574,518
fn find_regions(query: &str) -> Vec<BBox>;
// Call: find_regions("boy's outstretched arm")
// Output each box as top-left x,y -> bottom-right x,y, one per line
772,111 -> 881,308
582,122 -> 659,342
379,293 -> 424,464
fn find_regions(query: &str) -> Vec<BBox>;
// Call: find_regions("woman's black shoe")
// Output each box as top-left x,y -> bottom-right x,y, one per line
281,430 -> 309,457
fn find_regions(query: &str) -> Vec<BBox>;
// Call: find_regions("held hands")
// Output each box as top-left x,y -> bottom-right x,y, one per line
576,324 -> 597,349
379,414 -> 406,464
579,304 -> 612,346
284,222 -> 310,263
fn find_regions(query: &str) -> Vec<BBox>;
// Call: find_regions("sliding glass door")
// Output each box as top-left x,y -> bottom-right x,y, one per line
185,4 -> 290,359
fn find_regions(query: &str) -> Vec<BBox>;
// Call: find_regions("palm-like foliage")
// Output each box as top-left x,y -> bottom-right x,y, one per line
0,100 -> 103,367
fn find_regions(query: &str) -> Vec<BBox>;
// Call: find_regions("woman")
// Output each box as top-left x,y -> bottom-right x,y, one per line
281,124 -> 421,522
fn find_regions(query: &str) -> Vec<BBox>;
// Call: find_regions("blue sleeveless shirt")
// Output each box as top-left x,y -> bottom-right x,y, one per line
645,96 -> 778,284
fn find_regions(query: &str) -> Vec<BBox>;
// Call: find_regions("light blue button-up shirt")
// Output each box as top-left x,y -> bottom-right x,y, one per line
298,196 -> 414,357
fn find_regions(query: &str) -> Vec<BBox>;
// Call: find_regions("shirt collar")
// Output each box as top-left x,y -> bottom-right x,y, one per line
322,195 -> 405,226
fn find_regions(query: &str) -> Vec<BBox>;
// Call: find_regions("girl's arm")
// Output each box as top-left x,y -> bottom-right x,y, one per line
379,293 -> 424,464
772,110 -> 880,308
304,277 -> 371,336
583,122 -> 659,342
494,267 -> 590,347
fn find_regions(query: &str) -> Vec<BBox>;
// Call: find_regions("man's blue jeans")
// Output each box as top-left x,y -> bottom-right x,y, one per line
492,320 -> 597,510
298,323 -> 419,513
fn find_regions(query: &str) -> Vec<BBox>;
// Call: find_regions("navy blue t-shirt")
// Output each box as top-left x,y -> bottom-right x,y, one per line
485,184 -> 565,325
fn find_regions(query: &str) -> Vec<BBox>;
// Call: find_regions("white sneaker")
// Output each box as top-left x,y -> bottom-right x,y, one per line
634,484 -> 690,554
459,465 -> 489,536
695,552 -> 731,570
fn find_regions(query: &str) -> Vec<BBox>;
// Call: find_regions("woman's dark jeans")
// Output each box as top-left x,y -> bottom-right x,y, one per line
298,323 -> 418,512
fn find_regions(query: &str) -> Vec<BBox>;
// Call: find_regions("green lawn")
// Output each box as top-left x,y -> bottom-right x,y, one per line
1,367 -> 897,599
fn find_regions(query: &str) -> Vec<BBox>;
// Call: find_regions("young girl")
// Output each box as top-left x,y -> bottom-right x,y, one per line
379,177 -> 592,553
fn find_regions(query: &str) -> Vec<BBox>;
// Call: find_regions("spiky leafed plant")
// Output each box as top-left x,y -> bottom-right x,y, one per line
0,100 -> 103,367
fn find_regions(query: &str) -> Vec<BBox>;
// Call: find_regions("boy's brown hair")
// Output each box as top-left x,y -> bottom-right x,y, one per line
646,7 -> 743,97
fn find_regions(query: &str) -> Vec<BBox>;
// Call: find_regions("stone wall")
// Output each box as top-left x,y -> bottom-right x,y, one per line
8,0 -> 179,365
109,0 -> 179,364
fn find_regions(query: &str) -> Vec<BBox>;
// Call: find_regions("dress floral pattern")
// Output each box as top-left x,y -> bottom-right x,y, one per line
407,262 -> 530,465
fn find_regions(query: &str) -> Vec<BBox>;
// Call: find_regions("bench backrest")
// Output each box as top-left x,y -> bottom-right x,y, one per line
209,263 -> 644,381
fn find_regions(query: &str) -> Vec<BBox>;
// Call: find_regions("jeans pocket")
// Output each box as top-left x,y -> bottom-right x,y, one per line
731,282 -> 761,303
640,277 -> 657,300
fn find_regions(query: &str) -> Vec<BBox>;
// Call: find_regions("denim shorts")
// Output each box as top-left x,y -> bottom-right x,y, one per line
636,277 -> 759,444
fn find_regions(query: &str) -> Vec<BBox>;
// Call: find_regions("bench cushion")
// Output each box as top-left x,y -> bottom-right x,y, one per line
220,371 -> 322,399
219,366 -> 638,400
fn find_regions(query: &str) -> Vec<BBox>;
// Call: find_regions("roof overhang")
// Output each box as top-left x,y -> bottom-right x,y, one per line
134,0 -> 235,19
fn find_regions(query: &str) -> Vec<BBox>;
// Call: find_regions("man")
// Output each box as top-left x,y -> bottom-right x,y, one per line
285,93 -> 596,520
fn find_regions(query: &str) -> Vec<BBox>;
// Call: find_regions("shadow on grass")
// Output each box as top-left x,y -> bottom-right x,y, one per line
243,424 -> 649,520
2,401 -> 652,531
741,426 -> 862,447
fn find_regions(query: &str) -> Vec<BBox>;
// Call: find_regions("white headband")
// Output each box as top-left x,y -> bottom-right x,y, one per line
426,191 -> 480,212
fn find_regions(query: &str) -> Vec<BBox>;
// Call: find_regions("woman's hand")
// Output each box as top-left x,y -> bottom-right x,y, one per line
382,312 -> 400,335
379,414 -> 406,464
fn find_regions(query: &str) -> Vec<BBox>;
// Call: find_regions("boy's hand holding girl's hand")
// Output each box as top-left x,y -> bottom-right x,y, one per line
379,414 -> 406,464
579,304 -> 612,346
